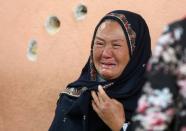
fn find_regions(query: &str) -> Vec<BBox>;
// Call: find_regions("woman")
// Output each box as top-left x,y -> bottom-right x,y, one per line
48,10 -> 151,131
132,17 -> 186,131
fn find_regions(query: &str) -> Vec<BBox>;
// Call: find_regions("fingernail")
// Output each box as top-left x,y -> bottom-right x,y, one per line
98,85 -> 102,90
98,85 -> 101,88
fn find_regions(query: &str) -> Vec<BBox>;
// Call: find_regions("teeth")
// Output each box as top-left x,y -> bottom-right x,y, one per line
101,64 -> 115,69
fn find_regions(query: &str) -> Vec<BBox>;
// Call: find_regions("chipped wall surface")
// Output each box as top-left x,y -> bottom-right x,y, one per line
0,0 -> 185,131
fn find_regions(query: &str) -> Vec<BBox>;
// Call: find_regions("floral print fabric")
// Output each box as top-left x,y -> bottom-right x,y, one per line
133,18 -> 186,131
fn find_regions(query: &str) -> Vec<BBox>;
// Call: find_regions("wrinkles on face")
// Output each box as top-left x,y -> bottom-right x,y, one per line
93,20 -> 129,80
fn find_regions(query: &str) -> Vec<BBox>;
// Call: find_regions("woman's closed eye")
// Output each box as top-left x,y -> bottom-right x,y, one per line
95,41 -> 105,47
113,43 -> 122,49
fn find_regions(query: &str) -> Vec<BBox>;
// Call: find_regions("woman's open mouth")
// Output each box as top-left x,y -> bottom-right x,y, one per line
100,62 -> 116,69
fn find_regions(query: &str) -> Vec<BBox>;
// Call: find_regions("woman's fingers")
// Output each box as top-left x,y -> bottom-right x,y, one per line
91,91 -> 100,107
91,85 -> 110,104
98,85 -> 110,101
91,85 -> 112,112
92,100 -> 99,113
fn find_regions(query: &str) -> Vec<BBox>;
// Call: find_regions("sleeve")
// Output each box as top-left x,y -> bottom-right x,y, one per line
132,20 -> 186,131
122,123 -> 129,131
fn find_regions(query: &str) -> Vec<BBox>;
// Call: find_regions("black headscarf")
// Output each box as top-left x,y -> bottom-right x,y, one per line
49,10 -> 151,131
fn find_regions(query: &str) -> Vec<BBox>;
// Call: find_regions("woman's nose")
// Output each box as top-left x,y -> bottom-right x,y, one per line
102,46 -> 113,58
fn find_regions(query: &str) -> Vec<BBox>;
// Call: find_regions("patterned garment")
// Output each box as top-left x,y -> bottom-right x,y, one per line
132,18 -> 186,131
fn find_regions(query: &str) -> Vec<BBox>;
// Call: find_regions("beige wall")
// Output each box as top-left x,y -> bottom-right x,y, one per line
0,0 -> 185,131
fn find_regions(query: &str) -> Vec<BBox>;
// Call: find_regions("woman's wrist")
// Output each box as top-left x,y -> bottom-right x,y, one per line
112,120 -> 126,131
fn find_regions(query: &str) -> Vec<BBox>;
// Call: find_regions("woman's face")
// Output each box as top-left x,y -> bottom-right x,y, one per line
93,21 -> 129,80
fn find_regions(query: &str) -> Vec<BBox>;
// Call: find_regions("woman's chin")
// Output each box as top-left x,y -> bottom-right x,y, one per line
100,72 -> 114,80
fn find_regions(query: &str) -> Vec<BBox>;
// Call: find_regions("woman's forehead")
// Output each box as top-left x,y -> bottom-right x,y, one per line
96,20 -> 125,39
98,20 -> 120,31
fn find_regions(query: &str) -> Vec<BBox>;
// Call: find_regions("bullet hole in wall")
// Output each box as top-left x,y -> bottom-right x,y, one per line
45,16 -> 60,35
74,4 -> 87,20
27,39 -> 37,61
